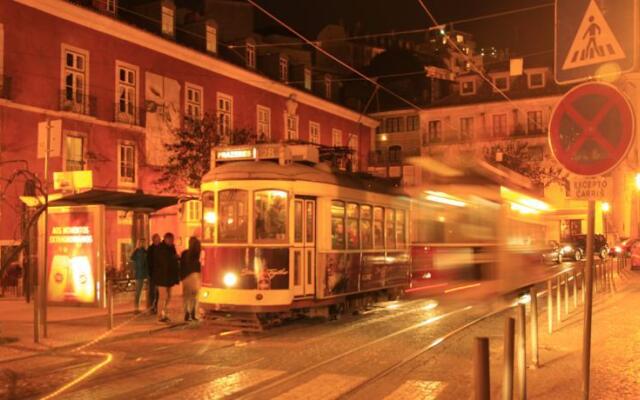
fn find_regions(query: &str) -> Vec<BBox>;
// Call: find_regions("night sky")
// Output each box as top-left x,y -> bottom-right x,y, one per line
254,0 -> 554,56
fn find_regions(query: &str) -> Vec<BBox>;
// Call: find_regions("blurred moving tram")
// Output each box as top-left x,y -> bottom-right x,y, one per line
197,145 -> 551,329
407,158 -> 551,295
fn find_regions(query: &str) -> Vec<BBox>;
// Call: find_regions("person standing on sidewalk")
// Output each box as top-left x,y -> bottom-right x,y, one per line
152,233 -> 180,323
180,236 -> 202,322
146,234 -> 161,314
130,239 -> 149,314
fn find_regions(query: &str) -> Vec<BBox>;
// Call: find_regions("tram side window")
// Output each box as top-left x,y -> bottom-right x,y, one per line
255,190 -> 288,242
373,207 -> 384,249
386,209 -> 396,248
218,190 -> 247,243
360,205 -> 373,249
294,200 -> 303,243
331,201 -> 345,249
202,191 -> 215,243
347,203 -> 359,249
396,209 -> 406,247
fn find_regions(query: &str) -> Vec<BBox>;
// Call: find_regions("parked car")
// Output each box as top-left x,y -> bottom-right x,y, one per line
541,240 -> 562,265
609,237 -> 639,257
558,234 -> 609,262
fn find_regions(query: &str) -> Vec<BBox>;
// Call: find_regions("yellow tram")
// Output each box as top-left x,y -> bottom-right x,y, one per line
198,144 -> 411,327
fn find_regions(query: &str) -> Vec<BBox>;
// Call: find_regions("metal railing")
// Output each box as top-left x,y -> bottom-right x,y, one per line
59,90 -> 98,117
113,102 -> 145,126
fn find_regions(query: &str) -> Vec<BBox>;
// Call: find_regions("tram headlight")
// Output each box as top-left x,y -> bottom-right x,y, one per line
223,272 -> 238,287
204,211 -> 217,224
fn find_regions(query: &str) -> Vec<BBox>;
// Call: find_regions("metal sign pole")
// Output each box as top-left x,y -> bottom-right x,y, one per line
582,200 -> 595,399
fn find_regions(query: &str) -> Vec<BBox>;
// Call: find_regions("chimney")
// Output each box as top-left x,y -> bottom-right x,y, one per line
205,19 -> 218,54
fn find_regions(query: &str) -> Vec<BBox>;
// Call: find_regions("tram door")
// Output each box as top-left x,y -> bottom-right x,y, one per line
292,198 -> 316,297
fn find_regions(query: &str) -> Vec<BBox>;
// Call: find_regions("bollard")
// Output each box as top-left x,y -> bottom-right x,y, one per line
556,276 -> 562,324
517,304 -> 527,400
502,318 -> 515,400
547,280 -> 553,334
474,337 -> 491,400
563,273 -> 569,316
107,280 -> 114,330
529,286 -> 539,368
571,269 -> 578,308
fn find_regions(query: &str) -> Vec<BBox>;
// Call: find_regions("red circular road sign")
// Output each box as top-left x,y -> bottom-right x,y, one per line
549,82 -> 635,176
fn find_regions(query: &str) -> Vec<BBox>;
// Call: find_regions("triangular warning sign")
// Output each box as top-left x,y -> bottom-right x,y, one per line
562,0 -> 625,70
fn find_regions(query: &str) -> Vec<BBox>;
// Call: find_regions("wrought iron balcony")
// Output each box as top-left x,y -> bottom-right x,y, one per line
113,102 -> 145,126
59,90 -> 97,117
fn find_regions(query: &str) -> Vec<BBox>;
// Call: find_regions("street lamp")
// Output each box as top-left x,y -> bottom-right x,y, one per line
601,202 -> 611,213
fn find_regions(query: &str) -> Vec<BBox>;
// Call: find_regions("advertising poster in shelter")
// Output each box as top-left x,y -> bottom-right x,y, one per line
46,206 -> 103,305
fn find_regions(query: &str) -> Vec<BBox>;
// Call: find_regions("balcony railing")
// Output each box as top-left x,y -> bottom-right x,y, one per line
59,90 -> 97,117
368,148 -> 420,167
113,103 -> 145,126
423,127 -> 549,145
0,76 -> 11,100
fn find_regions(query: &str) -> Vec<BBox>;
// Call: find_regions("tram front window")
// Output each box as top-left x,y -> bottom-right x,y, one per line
219,189 -> 247,243
255,190 -> 288,242
331,201 -> 345,249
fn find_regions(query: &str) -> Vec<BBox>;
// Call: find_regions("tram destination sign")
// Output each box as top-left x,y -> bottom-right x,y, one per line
549,82 -> 635,176
567,176 -> 612,200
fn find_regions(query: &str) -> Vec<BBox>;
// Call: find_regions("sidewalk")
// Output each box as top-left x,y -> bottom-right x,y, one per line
527,269 -> 640,399
0,292 -> 187,363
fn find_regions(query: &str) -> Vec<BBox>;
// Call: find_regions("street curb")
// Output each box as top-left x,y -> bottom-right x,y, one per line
0,319 -> 189,364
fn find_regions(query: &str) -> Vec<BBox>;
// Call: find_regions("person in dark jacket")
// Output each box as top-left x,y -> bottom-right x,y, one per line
152,233 -> 180,322
130,239 -> 149,314
180,236 -> 202,321
146,234 -> 161,313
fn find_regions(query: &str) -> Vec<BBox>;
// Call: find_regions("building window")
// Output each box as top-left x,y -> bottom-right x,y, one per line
257,105 -> 271,141
384,117 -> 404,133
460,80 -> 475,95
493,75 -> 509,91
309,121 -> 320,144
279,56 -> 288,82
161,5 -> 174,36
407,115 -> 419,131
528,72 -> 545,88
62,47 -> 88,114
286,114 -> 299,140
389,145 -> 402,163
64,134 -> 85,171
115,62 -> 137,123
118,142 -> 136,185
185,84 -> 203,119
428,120 -> 442,143
206,24 -> 217,54
527,111 -> 543,134
493,114 -> 507,137
304,68 -> 312,91
324,75 -> 332,99
217,93 -> 233,138
246,42 -> 256,69
348,134 -> 358,169
460,117 -> 474,140
106,0 -> 116,13
332,129 -> 343,147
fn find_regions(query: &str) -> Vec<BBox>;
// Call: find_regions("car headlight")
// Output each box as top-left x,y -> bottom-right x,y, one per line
562,245 -> 572,253
223,272 -> 238,287
615,246 -> 623,254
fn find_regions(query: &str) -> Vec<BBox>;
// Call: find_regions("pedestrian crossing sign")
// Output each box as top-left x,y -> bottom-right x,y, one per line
555,0 -> 638,84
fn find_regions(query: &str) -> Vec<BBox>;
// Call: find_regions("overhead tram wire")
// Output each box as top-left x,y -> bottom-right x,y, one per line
246,0 -> 423,112
415,0 -> 550,133
229,3 -> 554,49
